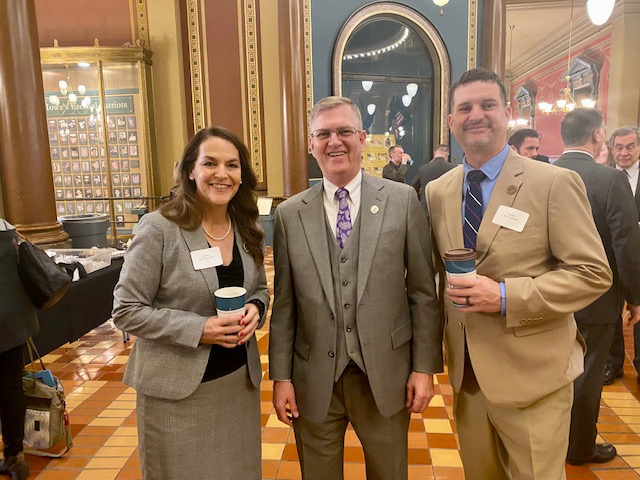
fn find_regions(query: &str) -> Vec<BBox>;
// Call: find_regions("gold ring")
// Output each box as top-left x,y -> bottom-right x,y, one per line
466,296 -> 471,306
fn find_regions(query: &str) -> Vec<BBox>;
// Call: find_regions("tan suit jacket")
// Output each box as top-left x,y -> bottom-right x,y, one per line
269,173 -> 443,424
425,151 -> 611,407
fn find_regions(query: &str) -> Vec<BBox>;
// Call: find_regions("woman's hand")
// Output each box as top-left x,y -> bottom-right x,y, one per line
236,303 -> 261,346
200,313 -> 243,348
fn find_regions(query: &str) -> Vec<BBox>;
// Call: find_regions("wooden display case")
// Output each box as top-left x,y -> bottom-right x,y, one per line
41,41 -> 158,238
362,133 -> 396,178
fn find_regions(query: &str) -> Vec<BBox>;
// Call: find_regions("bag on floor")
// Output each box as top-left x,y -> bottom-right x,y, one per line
22,339 -> 73,457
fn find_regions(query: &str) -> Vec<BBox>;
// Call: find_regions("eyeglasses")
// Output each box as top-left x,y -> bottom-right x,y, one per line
310,127 -> 359,141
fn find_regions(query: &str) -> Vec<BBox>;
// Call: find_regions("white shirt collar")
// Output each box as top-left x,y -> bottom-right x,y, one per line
616,160 -> 639,177
323,170 -> 362,206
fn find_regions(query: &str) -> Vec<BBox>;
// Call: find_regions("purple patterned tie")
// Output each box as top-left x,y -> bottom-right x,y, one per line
336,188 -> 352,249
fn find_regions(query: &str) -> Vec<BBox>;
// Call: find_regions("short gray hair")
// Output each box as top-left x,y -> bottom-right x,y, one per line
609,126 -> 640,146
309,96 -> 363,132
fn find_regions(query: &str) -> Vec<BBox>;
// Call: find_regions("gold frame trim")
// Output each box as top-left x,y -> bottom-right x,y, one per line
201,0 -> 212,127
467,0 -> 478,69
242,0 -> 264,183
304,0 -> 313,121
186,0 -> 206,132
332,2 -> 451,145
136,0 -> 150,47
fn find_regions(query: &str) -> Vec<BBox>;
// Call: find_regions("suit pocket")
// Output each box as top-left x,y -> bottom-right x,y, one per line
513,316 -> 563,337
294,336 -> 310,360
391,321 -> 413,349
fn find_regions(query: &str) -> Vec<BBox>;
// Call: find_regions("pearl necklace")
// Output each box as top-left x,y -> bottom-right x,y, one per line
202,215 -> 232,242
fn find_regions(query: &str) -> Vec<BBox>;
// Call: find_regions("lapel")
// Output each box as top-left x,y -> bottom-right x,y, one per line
357,174 -> 388,303
476,150 -> 524,264
181,227 -> 219,307
299,183 -> 337,315
441,166 -> 465,249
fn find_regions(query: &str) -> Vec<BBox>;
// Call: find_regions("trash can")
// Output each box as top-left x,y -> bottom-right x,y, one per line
60,214 -> 110,248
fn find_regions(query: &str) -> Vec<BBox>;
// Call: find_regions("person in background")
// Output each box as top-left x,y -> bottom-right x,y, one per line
554,110 -> 640,466
411,144 -> 456,211
507,128 -> 549,162
113,126 -> 269,480
382,144 -> 410,183
0,219 -> 39,480
604,125 -> 640,386
270,96 -> 442,479
425,68 -> 612,479
594,140 -> 613,166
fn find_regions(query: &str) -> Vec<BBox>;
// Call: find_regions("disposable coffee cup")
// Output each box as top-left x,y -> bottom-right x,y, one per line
214,286 -> 246,317
443,248 -> 477,308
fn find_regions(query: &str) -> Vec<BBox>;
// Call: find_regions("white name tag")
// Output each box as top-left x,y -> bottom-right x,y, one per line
492,205 -> 529,232
191,247 -> 223,270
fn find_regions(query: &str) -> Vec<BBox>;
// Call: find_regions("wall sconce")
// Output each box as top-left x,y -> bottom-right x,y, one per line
402,95 -> 412,107
367,104 -> 376,115
586,0 -> 614,26
406,83 -> 418,97
362,80 -> 373,92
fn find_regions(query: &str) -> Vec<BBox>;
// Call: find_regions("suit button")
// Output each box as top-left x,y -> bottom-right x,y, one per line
520,319 -> 527,324
342,280 -> 349,286
340,257 -> 347,263
346,326 -> 352,332
344,303 -> 350,309
458,322 -> 464,329
328,351 -> 335,357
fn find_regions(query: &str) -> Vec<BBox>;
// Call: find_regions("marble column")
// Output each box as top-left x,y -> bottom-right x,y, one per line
482,0 -> 506,78
0,0 -> 68,244
278,0 -> 309,197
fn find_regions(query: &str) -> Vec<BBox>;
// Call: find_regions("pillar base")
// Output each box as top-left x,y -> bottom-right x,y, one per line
15,221 -> 70,246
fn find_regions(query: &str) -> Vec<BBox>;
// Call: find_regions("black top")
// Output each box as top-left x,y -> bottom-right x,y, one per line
201,240 -> 247,382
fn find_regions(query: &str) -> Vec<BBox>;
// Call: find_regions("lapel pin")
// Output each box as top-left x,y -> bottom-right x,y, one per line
507,185 -> 517,195
370,205 -> 379,214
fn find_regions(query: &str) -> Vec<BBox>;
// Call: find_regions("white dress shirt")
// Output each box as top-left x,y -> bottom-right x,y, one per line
617,160 -> 639,196
323,171 -> 362,238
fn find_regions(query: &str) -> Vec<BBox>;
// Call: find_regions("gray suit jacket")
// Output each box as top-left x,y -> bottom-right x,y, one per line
113,211 -> 269,400
269,173 -> 443,424
555,152 -> 640,323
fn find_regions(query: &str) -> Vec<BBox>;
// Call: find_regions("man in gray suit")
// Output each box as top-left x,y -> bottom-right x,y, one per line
269,96 -> 443,479
554,110 -> 640,465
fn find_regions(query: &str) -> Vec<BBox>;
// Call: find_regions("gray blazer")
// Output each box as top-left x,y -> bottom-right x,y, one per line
269,173 -> 442,424
112,211 -> 269,400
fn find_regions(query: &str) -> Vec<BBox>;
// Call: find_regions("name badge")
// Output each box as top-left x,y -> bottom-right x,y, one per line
191,247 -> 223,270
492,205 -> 529,232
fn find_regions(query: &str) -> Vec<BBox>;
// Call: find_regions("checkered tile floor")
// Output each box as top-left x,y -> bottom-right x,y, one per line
8,249 -> 640,479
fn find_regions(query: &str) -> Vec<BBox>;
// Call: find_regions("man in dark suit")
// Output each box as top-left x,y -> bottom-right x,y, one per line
382,145 -> 409,183
554,110 -> 640,465
411,145 -> 456,210
507,128 -> 549,162
269,96 -> 443,479
604,125 -> 640,385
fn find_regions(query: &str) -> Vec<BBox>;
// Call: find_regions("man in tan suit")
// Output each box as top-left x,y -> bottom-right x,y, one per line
425,68 -> 612,479
269,96 -> 443,479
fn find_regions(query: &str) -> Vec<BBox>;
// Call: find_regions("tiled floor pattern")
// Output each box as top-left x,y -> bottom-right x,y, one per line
6,249 -> 640,479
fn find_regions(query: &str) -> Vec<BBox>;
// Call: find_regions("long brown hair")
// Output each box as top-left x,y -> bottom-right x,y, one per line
159,126 -> 264,266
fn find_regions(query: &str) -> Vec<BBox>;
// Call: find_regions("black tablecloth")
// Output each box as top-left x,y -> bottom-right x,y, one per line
33,258 -> 123,355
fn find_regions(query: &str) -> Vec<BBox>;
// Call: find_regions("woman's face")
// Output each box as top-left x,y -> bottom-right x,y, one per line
189,136 -> 242,209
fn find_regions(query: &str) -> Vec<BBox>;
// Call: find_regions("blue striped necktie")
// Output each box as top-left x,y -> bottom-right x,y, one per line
464,170 -> 486,250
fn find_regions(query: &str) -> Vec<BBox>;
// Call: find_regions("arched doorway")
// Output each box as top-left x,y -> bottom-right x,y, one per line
333,3 -> 450,181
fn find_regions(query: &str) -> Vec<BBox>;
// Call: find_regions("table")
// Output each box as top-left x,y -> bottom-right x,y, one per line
33,258 -> 123,355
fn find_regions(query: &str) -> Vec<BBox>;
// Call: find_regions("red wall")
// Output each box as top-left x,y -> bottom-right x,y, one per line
511,33 -> 611,159
35,0 -> 134,48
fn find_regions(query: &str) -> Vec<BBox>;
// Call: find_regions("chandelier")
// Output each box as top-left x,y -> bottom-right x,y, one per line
47,66 -> 96,117
537,0 -> 596,114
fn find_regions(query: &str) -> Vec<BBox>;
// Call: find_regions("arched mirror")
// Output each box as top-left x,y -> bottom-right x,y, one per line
334,3 -> 450,182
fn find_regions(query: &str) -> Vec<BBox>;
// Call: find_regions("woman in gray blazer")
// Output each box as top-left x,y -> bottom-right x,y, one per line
113,127 -> 269,480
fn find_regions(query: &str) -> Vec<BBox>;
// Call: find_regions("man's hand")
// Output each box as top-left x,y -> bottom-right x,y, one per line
401,153 -> 411,165
446,274 -> 502,313
624,304 -> 640,326
405,372 -> 434,413
273,380 -> 299,427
